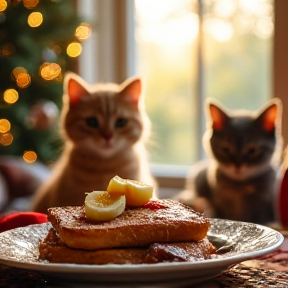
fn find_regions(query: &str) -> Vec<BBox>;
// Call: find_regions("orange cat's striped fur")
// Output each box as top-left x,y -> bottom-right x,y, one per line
31,72 -> 155,213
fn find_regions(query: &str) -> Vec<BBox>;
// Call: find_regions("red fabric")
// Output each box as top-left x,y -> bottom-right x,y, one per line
0,212 -> 48,233
258,249 -> 288,260
279,169 -> 288,228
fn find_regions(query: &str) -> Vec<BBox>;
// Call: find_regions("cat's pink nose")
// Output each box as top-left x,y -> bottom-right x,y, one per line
102,132 -> 113,141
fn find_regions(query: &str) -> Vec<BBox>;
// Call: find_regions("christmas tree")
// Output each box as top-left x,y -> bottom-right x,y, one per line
0,0 -> 91,164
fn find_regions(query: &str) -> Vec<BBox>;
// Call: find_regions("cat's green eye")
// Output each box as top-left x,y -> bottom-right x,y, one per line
85,117 -> 99,128
115,117 -> 128,128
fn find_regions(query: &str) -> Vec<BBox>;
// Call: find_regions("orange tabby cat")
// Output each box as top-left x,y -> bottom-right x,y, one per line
31,72 -> 155,213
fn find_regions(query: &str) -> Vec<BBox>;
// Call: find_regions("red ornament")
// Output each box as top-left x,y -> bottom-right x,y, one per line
26,100 -> 59,130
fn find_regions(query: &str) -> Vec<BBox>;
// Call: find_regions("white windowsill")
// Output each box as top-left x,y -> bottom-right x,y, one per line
151,164 -> 189,199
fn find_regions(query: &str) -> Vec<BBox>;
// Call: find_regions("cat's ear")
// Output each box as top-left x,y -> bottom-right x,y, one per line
119,77 -> 142,105
64,72 -> 89,107
207,101 -> 228,130
257,98 -> 282,132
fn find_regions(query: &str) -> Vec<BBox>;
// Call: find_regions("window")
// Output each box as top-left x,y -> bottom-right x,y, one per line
78,0 -> 277,193
134,0 -> 273,166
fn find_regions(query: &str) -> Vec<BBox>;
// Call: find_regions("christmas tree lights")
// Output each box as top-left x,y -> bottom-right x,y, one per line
0,0 -> 91,164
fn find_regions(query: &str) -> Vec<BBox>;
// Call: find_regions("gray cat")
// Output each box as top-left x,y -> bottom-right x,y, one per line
175,98 -> 283,224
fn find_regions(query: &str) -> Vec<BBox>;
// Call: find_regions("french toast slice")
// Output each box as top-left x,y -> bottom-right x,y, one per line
48,199 -> 210,250
39,228 -> 216,264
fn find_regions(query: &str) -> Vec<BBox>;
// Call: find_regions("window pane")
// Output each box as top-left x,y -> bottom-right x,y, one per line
135,0 -> 199,165
203,0 -> 273,109
134,0 -> 273,166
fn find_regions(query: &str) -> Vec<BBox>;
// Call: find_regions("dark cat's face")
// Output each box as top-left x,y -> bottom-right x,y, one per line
203,100 -> 282,180
60,73 -> 150,158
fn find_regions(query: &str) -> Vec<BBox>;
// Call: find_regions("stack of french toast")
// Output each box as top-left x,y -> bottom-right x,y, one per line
39,176 -> 216,265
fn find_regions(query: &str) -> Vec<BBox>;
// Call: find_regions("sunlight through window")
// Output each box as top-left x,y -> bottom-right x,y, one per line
135,0 -> 273,165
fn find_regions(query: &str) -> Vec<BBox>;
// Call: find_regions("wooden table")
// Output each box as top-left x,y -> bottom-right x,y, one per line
1,232 -> 287,288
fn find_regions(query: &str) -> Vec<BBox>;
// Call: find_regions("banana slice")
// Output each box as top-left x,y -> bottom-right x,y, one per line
107,175 -> 127,196
84,191 -> 126,221
125,179 -> 154,206
107,175 -> 154,207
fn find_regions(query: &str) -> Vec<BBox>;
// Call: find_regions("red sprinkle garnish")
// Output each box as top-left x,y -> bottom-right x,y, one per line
143,200 -> 166,211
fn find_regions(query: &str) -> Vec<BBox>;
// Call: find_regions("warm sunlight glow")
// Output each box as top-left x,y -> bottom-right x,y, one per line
253,18 -> 273,39
23,150 -> 37,163
0,0 -> 7,12
75,23 -> 92,41
67,42 -> 82,57
40,62 -> 61,80
239,0 -> 261,14
214,0 -> 237,18
3,89 -> 18,104
28,12 -> 43,27
0,119 -> 11,133
211,0 -> 273,40
135,0 -> 182,21
0,133 -> 13,146
136,0 -> 273,45
205,19 -> 234,42
135,0 -> 198,47
134,0 -> 273,165
138,14 -> 198,46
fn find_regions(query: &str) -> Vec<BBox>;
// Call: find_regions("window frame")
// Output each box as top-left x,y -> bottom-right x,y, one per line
273,0 -> 288,149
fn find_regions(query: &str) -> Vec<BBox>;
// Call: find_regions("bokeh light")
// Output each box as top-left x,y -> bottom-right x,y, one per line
3,89 -> 18,104
67,42 -> 82,57
40,62 -> 62,80
23,150 -> 37,163
0,0 -> 7,12
0,133 -> 13,146
11,67 -> 30,88
28,12 -> 43,27
23,0 -> 39,9
52,45 -> 62,55
0,119 -> 11,133
42,48 -> 57,62
1,43 -> 15,56
16,72 -> 31,88
75,23 -> 92,40
12,67 -> 27,80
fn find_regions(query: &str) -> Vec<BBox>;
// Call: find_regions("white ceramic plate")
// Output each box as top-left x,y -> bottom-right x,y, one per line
0,219 -> 284,286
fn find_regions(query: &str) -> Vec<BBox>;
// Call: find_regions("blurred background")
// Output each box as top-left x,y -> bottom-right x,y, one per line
0,0 -> 287,208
